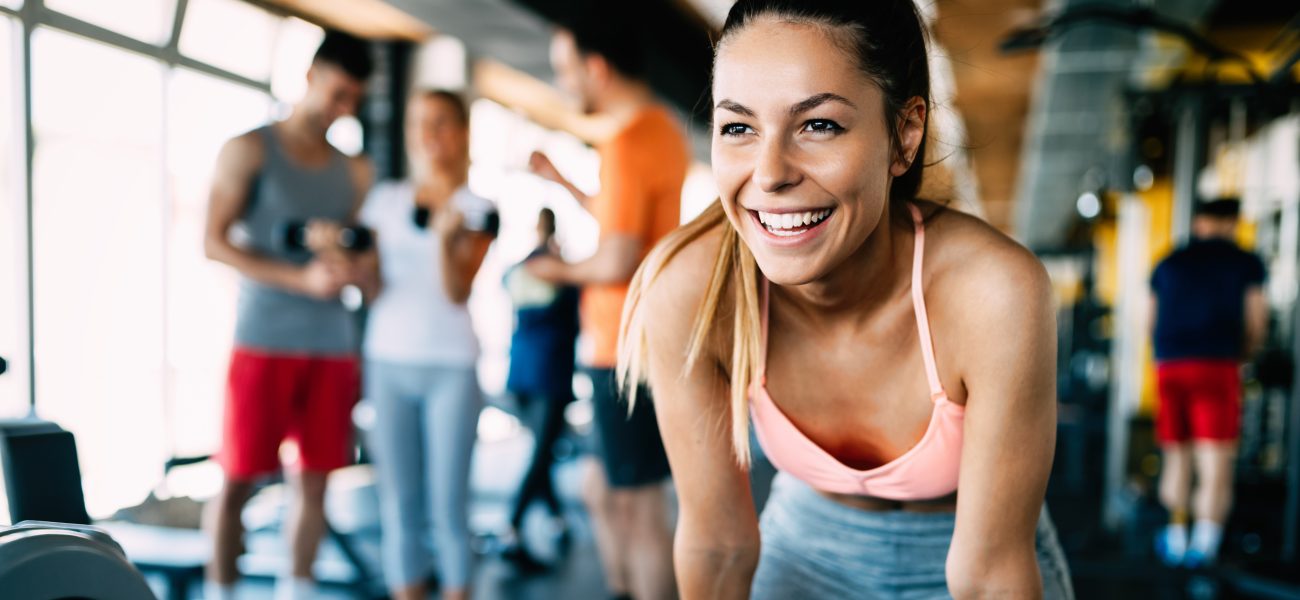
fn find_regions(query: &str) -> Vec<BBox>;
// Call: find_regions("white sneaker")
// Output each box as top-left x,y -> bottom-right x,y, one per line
1155,524 -> 1188,567
274,576 -> 318,600
203,581 -> 237,600
1186,520 -> 1223,568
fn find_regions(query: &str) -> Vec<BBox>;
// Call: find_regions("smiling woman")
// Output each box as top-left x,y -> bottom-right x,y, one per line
618,0 -> 1074,598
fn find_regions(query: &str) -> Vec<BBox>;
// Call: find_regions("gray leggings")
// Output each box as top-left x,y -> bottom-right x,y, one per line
752,472 -> 1075,599
364,361 -> 483,590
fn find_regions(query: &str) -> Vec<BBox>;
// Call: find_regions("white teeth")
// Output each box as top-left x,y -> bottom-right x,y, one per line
755,208 -> 832,232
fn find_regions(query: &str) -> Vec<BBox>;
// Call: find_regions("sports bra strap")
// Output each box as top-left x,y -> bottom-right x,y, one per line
907,203 -> 946,400
754,204 -> 944,399
758,277 -> 770,386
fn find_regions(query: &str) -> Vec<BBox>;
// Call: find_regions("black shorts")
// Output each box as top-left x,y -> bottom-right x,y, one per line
588,368 -> 671,488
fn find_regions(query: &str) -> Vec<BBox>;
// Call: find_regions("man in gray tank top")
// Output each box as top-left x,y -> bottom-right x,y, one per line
201,30 -> 379,600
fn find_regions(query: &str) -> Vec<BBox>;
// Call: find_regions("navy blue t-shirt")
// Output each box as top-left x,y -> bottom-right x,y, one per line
505,247 -> 580,399
1150,238 -> 1266,361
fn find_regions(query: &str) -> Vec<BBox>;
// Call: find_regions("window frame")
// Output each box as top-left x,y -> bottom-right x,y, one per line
0,0 -> 275,411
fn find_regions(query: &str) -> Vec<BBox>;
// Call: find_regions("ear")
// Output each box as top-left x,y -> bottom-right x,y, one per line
306,63 -> 318,87
890,96 -> 927,177
585,53 -> 611,88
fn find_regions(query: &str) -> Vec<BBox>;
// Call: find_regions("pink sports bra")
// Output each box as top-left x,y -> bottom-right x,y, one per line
749,203 -> 965,501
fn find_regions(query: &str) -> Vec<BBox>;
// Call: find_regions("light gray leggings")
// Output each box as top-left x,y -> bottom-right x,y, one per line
752,472 -> 1075,599
364,360 -> 483,590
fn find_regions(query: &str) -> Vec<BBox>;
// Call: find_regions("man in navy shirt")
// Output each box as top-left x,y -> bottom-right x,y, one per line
1150,198 -> 1268,567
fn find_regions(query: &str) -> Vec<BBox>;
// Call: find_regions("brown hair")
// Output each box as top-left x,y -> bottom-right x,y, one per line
618,0 -> 933,466
414,89 -> 470,126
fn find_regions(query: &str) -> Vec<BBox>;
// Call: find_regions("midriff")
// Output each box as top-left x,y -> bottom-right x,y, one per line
819,490 -> 958,513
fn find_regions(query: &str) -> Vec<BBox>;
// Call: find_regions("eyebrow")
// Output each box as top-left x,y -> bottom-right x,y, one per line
714,99 -> 754,117
714,93 -> 857,119
790,92 -> 856,115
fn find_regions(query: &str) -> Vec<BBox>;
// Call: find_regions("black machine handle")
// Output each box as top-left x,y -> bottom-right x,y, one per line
163,454 -> 213,474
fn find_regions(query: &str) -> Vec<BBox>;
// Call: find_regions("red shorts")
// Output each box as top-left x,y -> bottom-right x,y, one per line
220,348 -> 360,480
1155,360 -> 1241,444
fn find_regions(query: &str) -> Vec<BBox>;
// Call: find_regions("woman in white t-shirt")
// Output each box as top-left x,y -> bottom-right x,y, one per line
360,90 -> 493,600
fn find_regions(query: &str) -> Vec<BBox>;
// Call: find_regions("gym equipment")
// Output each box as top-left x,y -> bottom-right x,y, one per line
279,221 -> 375,252
0,420 -> 207,600
0,521 -> 156,600
0,420 -> 90,525
412,205 -> 500,237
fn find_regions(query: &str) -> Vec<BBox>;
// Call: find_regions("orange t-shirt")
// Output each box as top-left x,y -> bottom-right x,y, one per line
582,105 -> 690,368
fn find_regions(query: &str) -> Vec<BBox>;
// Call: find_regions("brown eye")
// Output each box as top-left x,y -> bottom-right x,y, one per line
803,119 -> 843,134
719,123 -> 752,136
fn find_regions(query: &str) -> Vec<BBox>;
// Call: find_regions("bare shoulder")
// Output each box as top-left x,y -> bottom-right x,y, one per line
209,130 -> 266,217
639,221 -> 730,351
921,202 -> 1053,332
218,129 -> 265,174
344,155 -> 374,199
347,155 -> 375,183
226,129 -> 264,157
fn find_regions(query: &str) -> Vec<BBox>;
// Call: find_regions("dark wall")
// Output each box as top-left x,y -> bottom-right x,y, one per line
363,41 -> 415,182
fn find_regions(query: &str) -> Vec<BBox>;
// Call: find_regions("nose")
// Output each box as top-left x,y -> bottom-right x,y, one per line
753,136 -> 800,194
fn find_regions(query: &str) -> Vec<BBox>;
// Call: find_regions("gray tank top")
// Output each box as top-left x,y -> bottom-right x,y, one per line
232,125 -> 357,354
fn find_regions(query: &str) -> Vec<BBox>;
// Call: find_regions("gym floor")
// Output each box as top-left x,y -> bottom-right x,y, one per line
141,407 -> 610,600
136,411 -> 1300,600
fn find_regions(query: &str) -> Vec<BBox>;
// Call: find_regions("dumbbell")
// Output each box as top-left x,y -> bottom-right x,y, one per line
412,206 -> 500,237
279,221 -> 374,252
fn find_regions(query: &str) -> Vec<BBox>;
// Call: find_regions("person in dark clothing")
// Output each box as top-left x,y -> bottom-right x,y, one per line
501,208 -> 580,568
1150,198 -> 1269,567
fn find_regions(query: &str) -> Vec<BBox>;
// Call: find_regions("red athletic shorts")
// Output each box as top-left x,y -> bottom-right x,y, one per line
1155,359 -> 1241,444
220,348 -> 360,480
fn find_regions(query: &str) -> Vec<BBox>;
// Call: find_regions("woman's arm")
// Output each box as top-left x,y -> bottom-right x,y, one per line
353,245 -> 383,302
640,231 -> 761,599
434,208 -> 492,304
348,178 -> 385,302
945,244 -> 1058,599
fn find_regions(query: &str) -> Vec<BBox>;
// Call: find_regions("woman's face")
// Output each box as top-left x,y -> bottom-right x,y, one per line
711,18 -> 919,286
406,95 -> 468,172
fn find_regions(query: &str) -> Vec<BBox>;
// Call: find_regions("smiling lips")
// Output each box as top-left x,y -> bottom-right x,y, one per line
754,208 -> 833,237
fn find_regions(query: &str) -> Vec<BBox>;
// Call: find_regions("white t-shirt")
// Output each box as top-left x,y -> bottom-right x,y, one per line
360,180 -> 494,366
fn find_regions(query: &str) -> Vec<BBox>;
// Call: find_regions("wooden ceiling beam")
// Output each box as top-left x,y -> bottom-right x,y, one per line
932,0 -> 1042,231
255,0 -> 434,41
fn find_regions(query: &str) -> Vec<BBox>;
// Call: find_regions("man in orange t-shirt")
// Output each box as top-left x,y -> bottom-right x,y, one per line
523,14 -> 689,600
